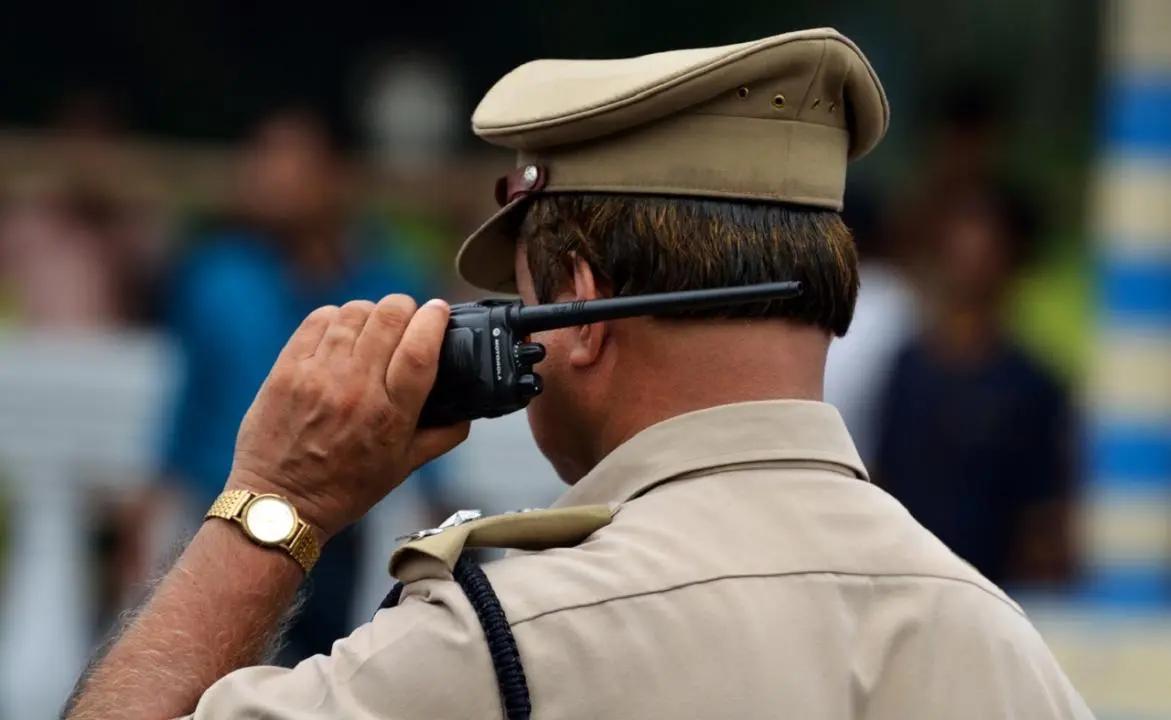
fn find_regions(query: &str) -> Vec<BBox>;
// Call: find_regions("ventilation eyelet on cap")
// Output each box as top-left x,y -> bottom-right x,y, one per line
771,94 -> 786,110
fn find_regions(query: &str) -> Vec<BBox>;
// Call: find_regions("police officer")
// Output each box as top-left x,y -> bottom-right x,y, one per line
67,28 -> 1093,719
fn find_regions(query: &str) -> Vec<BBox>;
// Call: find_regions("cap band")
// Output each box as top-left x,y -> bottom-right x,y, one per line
518,113 -> 849,210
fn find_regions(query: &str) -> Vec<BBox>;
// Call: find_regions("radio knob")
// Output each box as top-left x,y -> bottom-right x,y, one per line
514,342 -> 547,365
516,372 -> 543,399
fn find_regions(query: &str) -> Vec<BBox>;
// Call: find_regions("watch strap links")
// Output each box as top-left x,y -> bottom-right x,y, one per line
288,525 -> 321,573
205,489 -> 252,520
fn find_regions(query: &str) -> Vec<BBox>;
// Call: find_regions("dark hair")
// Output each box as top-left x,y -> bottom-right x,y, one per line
519,194 -> 859,336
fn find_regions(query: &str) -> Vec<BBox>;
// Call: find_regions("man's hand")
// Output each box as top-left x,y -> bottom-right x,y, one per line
65,295 -> 469,720
228,295 -> 470,540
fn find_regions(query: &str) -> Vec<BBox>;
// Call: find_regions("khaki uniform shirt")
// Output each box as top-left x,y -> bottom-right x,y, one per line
190,400 -> 1093,719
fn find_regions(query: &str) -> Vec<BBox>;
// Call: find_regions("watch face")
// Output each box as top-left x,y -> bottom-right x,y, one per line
242,495 -> 297,545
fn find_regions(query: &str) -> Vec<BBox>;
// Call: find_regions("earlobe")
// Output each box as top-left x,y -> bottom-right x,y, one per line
568,255 -> 608,368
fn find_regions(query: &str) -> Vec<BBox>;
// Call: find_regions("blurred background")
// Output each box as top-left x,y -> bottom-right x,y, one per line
0,0 -> 1167,717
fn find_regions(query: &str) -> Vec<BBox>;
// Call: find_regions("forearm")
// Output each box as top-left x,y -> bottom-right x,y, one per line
66,519 -> 307,720
65,296 -> 465,718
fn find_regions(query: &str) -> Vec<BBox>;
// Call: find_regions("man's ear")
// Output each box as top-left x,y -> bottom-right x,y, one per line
567,254 -> 608,368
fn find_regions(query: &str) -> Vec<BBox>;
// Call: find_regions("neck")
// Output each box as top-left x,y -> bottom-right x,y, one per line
581,319 -> 829,475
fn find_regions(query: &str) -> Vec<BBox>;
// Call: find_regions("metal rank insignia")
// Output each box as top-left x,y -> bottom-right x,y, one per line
396,509 -> 483,542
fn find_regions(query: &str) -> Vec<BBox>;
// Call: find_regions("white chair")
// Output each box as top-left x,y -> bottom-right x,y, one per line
0,330 -> 176,720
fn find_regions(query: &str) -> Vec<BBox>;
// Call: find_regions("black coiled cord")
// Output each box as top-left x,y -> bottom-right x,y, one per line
379,556 -> 531,720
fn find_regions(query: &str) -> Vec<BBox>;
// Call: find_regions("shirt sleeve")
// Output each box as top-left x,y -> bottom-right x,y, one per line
184,579 -> 504,719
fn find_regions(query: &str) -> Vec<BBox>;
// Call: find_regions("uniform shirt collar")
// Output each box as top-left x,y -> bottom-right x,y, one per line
552,400 -> 868,508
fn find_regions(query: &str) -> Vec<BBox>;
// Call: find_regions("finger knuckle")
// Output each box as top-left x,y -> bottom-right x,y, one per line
398,343 -> 431,371
318,388 -> 345,415
296,372 -> 327,400
337,300 -> 374,324
328,382 -> 366,414
268,367 -> 295,393
367,402 -> 396,428
342,299 -> 376,314
325,395 -> 355,418
374,295 -> 416,328
309,304 -> 339,322
373,306 -> 409,332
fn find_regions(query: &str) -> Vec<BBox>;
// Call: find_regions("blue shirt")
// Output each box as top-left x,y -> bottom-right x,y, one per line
874,337 -> 1073,583
163,229 -> 433,509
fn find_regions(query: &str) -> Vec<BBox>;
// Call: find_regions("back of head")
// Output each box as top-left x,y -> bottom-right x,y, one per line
519,194 -> 859,337
512,192 -> 857,482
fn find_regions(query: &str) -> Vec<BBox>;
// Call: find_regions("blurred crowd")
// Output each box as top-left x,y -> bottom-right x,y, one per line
0,84 -> 1084,670
827,88 -> 1078,588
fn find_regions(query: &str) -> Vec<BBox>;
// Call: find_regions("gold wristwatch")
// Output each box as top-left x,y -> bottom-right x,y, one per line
205,489 -> 320,573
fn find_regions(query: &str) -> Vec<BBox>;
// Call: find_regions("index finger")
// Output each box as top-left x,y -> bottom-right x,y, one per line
384,299 -> 451,420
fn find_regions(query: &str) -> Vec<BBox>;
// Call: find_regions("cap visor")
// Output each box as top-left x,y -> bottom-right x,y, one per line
455,197 -> 527,293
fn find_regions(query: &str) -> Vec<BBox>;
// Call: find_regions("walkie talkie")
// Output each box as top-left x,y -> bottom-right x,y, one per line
417,281 -> 803,427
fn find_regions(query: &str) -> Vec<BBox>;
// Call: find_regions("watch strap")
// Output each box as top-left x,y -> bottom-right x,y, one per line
287,525 -> 322,573
205,488 -> 252,521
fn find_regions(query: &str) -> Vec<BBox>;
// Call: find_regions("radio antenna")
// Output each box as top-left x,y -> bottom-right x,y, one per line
512,281 -> 802,334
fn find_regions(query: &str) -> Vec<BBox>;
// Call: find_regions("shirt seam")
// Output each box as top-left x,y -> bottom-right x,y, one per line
622,459 -> 864,505
567,450 -> 868,507
508,570 -> 1025,627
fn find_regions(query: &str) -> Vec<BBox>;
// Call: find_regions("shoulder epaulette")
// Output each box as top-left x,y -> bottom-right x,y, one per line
378,505 -> 613,720
389,504 -> 613,580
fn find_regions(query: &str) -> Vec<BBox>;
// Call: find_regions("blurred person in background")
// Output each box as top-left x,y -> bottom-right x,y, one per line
874,179 -> 1077,586
158,106 -> 437,663
0,91 -> 159,328
824,187 -> 917,465
828,85 -> 1007,469
0,179 -> 128,326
